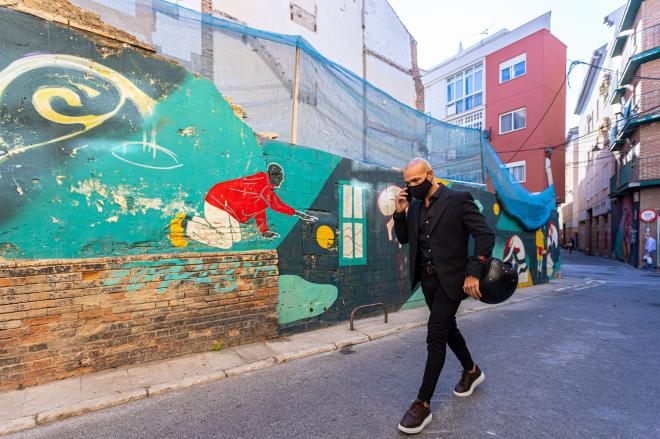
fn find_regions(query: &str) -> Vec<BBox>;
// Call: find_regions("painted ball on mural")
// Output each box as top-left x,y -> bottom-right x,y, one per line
377,186 -> 402,216
493,203 -> 500,216
316,225 -> 335,249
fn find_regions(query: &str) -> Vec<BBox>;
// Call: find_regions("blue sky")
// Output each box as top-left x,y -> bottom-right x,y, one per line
388,0 -> 626,129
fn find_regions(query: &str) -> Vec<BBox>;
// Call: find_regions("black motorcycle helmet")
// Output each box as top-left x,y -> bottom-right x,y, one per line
479,258 -> 519,304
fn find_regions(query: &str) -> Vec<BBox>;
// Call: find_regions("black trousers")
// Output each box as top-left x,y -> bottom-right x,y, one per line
417,268 -> 474,402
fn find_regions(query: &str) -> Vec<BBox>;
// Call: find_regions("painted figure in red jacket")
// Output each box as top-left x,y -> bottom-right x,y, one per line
169,163 -> 317,248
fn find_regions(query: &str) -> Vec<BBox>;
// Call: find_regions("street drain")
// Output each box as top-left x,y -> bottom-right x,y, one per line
339,347 -> 356,355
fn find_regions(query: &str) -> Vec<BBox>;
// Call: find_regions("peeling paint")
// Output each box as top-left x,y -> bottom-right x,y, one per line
70,179 -> 108,205
178,126 -> 196,136
13,178 -> 23,195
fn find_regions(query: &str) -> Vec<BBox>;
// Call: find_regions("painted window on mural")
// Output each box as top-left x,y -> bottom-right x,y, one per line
339,182 -> 367,265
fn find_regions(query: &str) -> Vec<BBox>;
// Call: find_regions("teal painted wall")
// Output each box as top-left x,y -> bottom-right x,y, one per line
0,8 -> 560,336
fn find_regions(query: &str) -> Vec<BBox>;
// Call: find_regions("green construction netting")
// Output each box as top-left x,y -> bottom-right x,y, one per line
69,0 -> 556,229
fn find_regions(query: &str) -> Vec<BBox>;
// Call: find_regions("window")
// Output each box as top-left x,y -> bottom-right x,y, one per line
290,1 -> 317,32
499,108 -> 526,134
446,63 -> 483,116
505,160 -> 526,183
500,53 -> 526,83
339,182 -> 366,266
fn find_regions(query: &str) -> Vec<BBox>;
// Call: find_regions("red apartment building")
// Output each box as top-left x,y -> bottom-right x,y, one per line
423,12 -> 567,202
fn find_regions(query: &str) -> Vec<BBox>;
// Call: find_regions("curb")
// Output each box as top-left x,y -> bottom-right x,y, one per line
36,389 -> 148,425
0,417 -> 35,436
148,371 -> 227,397
0,283 -> 559,436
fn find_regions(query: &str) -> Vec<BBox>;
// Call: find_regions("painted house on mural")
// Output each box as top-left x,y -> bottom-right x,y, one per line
0,0 -> 560,391
607,0 -> 660,268
423,12 -> 567,203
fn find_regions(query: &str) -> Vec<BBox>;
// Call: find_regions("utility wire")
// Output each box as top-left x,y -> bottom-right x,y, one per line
505,62 -> 578,163
495,100 -> 660,155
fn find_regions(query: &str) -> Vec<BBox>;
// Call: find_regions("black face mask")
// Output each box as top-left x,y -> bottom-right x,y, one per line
407,176 -> 432,200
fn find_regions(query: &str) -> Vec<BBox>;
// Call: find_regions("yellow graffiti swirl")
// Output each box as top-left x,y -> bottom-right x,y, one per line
0,54 -> 156,162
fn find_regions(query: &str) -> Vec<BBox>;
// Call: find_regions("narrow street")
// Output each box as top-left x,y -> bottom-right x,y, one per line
10,251 -> 660,439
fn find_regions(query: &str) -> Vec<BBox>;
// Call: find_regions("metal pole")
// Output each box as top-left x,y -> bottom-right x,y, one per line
361,0 -> 368,162
656,209 -> 659,270
480,135 -> 486,185
291,45 -> 301,144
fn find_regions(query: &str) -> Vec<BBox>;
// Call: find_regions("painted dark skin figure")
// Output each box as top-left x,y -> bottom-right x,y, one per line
393,158 -> 495,435
169,163 -> 317,248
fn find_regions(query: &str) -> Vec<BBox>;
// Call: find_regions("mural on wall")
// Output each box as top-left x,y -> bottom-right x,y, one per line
169,163 -> 318,249
614,195 -> 634,262
0,8 -> 335,260
0,7 -> 560,336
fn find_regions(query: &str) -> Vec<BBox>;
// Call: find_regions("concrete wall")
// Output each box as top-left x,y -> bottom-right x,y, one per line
0,4 -> 559,390
363,0 -> 416,106
206,0 -> 419,107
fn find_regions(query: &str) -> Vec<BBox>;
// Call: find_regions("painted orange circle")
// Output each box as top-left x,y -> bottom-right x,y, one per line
316,225 -> 335,249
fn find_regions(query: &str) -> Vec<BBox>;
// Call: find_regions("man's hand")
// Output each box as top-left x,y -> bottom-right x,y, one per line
395,187 -> 409,213
261,231 -> 280,239
463,276 -> 482,300
295,210 -> 318,223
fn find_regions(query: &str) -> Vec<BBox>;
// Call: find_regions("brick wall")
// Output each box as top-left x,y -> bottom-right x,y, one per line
639,121 -> 660,180
638,187 -> 660,266
637,0 -> 660,181
641,0 -> 660,53
2,0 -> 154,52
0,251 -> 278,391
640,60 -> 660,116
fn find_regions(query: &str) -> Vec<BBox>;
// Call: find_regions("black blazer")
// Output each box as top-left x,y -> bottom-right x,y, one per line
393,184 -> 495,301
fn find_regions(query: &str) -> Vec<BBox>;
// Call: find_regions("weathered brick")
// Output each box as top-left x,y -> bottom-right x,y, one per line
0,250 -> 278,390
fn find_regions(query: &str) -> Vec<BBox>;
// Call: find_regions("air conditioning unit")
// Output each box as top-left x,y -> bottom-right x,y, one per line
446,103 -> 456,116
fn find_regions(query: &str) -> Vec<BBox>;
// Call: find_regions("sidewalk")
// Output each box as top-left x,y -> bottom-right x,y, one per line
0,277 -> 568,436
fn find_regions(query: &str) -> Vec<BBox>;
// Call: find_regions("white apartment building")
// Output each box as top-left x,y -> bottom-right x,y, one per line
422,12 -> 552,130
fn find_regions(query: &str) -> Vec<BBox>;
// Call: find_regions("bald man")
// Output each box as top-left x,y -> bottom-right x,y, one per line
394,158 -> 495,435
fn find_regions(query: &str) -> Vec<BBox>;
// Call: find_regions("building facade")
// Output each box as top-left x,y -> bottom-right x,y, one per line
423,12 -> 567,203
561,127 -> 579,248
608,0 -> 660,267
571,21 -> 622,257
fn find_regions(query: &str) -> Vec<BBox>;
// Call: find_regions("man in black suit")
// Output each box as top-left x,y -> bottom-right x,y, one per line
394,158 -> 495,435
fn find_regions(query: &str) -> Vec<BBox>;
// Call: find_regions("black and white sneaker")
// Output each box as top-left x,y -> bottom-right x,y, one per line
398,399 -> 432,435
453,364 -> 485,397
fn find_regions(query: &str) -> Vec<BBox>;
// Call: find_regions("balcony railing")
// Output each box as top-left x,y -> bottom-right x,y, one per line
610,159 -> 636,194
609,99 -> 639,150
610,156 -> 660,194
609,25 -> 660,104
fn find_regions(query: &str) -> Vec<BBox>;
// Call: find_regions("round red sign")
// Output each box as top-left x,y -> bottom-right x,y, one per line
639,209 -> 658,223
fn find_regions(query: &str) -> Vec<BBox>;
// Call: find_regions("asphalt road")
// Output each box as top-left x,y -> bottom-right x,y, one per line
10,251 -> 660,438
